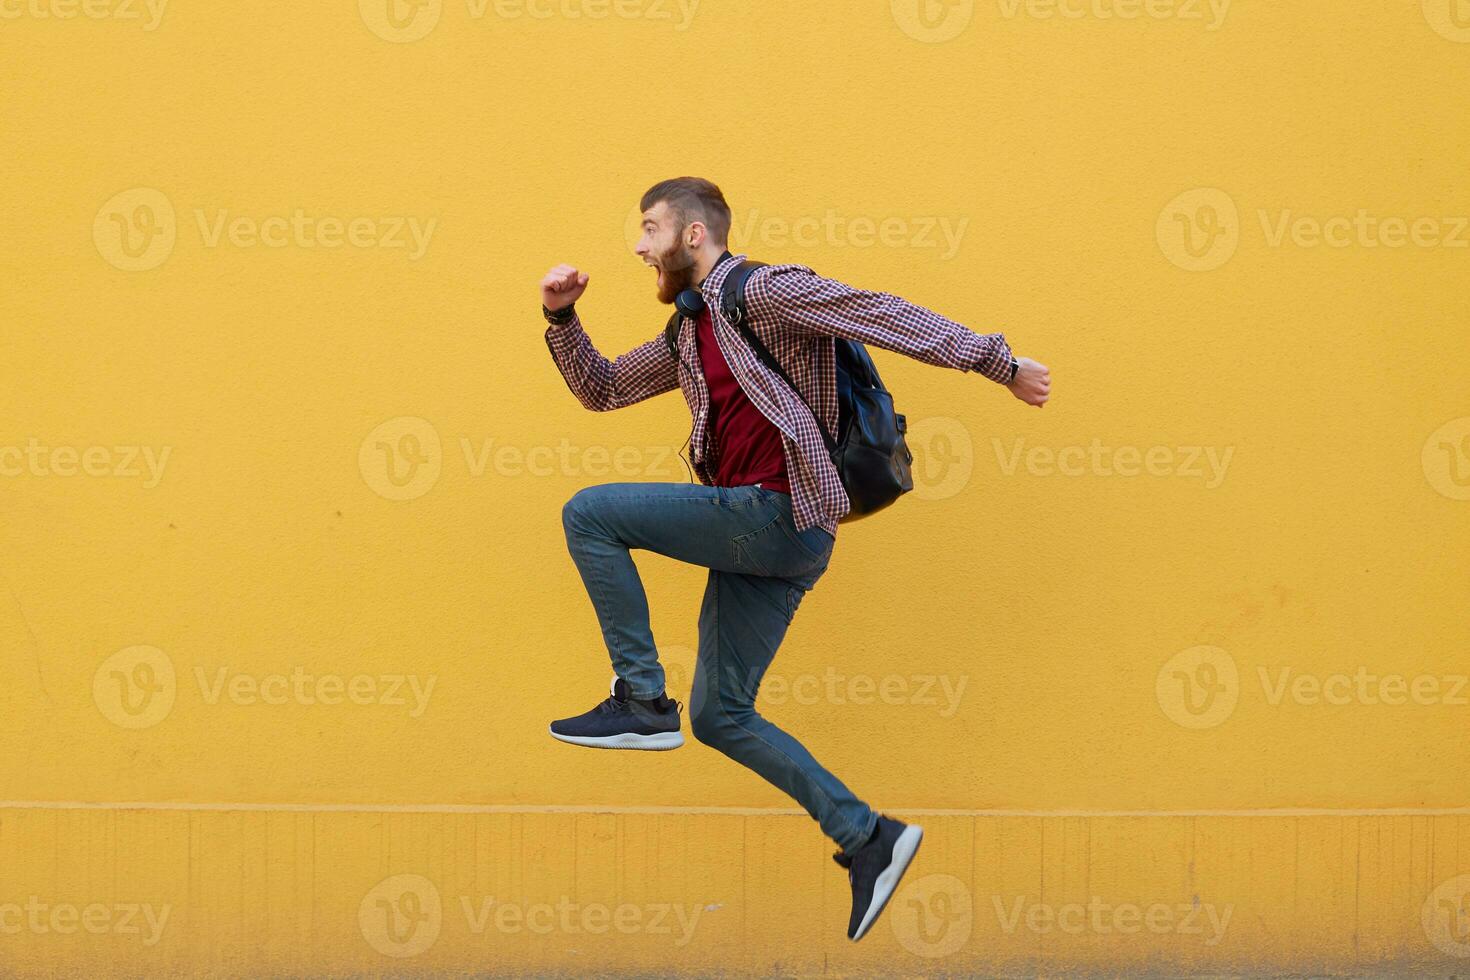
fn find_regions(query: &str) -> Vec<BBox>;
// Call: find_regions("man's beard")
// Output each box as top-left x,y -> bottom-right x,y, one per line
652,240 -> 697,304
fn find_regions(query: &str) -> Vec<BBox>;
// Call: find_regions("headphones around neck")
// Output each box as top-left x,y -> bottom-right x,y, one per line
674,288 -> 705,319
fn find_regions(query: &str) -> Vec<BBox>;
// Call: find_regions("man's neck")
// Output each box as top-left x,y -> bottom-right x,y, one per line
693,248 -> 734,287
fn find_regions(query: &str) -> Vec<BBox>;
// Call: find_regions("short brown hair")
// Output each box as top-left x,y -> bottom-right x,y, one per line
640,177 -> 731,247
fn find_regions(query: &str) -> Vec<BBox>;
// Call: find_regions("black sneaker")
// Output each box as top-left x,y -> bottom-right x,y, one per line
832,814 -> 924,941
548,676 -> 684,751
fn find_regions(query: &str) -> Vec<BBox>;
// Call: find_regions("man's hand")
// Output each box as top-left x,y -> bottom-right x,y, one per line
1007,357 -> 1051,407
541,264 -> 590,312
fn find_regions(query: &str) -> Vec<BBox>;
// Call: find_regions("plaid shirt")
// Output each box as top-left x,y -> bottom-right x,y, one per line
543,253 -> 1016,536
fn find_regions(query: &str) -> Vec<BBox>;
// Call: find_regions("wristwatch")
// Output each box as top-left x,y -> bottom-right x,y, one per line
1006,356 -> 1019,384
542,302 -> 576,325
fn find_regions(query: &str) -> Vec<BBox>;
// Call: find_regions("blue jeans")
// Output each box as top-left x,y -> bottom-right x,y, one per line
560,481 -> 878,852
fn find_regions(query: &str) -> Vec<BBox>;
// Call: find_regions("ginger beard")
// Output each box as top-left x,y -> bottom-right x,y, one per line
651,235 -> 697,305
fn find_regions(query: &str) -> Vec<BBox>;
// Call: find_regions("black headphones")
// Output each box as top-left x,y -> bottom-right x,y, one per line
674,288 -> 706,319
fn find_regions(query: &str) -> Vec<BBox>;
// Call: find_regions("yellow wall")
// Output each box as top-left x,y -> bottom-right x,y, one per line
1,1 -> 1467,975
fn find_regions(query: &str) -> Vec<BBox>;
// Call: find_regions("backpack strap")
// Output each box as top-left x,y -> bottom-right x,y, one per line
663,310 -> 682,363
664,258 -> 767,362
719,259 -> 766,326
720,260 -> 838,455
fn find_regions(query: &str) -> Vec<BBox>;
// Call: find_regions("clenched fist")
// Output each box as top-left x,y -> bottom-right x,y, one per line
541,264 -> 590,312
1007,357 -> 1051,407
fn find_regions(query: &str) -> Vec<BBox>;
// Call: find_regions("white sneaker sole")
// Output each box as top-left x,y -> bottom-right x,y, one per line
850,823 -> 924,941
547,727 -> 684,751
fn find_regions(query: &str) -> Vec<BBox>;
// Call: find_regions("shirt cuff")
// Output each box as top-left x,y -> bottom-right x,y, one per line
970,333 -> 1015,383
543,311 -> 584,359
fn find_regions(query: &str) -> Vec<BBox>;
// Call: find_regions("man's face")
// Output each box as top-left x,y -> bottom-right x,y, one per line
634,200 -> 697,305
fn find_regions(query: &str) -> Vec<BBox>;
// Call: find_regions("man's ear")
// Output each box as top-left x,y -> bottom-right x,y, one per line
686,221 -> 707,248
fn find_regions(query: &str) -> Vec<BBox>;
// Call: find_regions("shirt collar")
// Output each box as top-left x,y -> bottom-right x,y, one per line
698,249 -> 746,310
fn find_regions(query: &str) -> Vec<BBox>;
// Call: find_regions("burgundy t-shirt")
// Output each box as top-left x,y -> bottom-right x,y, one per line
695,306 -> 791,493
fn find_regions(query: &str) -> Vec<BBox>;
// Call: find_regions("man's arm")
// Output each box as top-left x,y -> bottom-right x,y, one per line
756,263 -> 1051,406
540,263 -> 678,412
543,312 -> 678,412
754,263 -> 1015,381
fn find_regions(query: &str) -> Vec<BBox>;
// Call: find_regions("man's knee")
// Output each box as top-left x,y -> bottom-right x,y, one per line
561,490 -> 582,532
561,486 -> 600,535
691,700 -> 758,754
690,704 -> 737,751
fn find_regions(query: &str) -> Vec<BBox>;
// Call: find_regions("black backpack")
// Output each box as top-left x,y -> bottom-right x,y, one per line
664,260 -> 914,523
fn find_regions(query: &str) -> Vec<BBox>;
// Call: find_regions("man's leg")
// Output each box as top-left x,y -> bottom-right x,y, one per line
688,567 -> 878,854
560,481 -> 784,700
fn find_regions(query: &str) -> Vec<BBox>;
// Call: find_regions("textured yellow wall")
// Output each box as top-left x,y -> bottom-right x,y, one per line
1,1 -> 1467,976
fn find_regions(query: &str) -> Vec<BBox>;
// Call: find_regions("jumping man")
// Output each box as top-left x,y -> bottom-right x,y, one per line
540,177 -> 1051,942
